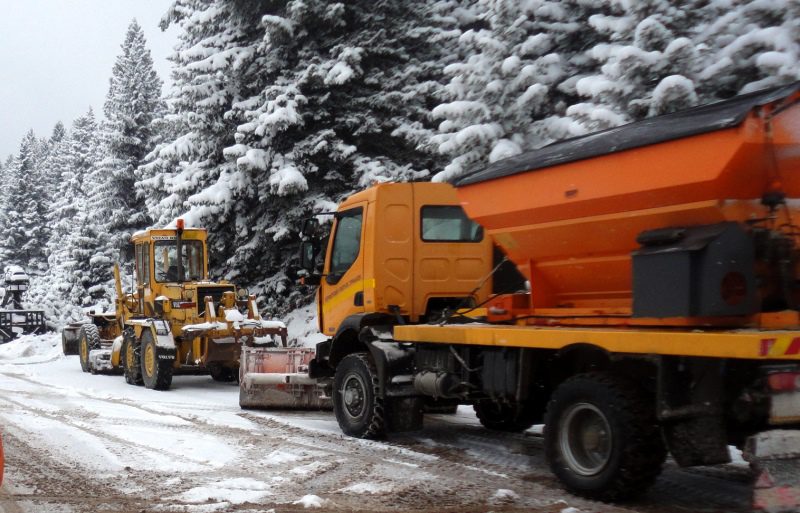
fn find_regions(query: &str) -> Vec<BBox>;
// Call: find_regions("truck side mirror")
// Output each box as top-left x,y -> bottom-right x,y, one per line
302,218 -> 320,239
300,241 -> 317,271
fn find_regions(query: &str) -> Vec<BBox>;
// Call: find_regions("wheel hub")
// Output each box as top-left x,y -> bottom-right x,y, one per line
144,344 -> 155,376
342,374 -> 366,418
560,402 -> 612,476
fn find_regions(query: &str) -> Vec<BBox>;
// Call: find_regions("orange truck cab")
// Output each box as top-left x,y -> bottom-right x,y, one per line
316,182 -> 492,331
303,182 -> 492,372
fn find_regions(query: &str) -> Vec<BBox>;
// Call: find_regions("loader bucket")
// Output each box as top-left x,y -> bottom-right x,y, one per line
239,345 -> 331,410
0,310 -> 46,343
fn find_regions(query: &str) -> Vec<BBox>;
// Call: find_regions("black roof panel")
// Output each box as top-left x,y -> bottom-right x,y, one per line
454,81 -> 800,187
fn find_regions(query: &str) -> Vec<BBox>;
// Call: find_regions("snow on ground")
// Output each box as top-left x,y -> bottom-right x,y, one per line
0,333 -> 754,513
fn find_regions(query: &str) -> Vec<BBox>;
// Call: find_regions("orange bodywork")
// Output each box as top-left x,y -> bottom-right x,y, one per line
457,92 -> 800,319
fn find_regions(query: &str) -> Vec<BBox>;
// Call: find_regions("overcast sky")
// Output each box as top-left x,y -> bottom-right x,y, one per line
0,0 -> 178,159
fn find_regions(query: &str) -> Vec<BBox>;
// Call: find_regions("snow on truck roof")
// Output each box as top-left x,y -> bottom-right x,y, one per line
454,80 -> 800,187
130,227 -> 207,241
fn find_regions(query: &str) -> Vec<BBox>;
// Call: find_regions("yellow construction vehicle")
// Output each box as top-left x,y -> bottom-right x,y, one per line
63,220 -> 285,389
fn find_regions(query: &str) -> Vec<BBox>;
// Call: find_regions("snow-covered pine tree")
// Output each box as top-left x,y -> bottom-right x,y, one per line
136,0 -> 261,278
84,19 -> 163,304
30,109 -> 105,324
572,0 -> 799,121
140,0 -> 457,312
216,0 -> 460,311
431,0 -> 619,182
694,0 -> 800,96
433,0 -> 800,183
0,130 -> 50,272
36,122 -> 69,259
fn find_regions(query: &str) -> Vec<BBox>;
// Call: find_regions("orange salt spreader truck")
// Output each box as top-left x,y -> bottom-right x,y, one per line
241,82 -> 800,509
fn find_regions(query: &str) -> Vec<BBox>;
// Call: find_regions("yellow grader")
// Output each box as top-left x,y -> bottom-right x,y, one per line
62,220 -> 286,389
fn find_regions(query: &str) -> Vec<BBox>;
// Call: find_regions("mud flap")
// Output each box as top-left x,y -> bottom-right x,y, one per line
745,430 -> 800,513
385,396 -> 424,432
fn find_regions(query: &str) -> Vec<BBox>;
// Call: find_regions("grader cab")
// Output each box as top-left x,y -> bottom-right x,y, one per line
63,220 -> 286,389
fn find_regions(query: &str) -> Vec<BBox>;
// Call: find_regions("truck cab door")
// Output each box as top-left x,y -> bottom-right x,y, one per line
319,205 -> 366,336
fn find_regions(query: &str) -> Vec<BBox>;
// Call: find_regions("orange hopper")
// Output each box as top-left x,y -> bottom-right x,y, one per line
454,82 -> 800,315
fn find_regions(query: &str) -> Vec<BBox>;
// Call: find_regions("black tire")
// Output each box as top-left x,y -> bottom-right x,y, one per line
473,399 -> 538,432
123,333 -> 144,386
333,353 -> 385,438
140,331 -> 173,390
78,325 -> 100,373
209,363 -> 237,382
62,331 -> 78,355
544,372 -> 666,502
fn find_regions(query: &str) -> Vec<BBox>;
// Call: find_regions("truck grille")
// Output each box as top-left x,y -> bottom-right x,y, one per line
196,286 -> 235,316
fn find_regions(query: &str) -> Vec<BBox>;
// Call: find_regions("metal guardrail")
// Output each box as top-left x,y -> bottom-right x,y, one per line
0,310 -> 47,343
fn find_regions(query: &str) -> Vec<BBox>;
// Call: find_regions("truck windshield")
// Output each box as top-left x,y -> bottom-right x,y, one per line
328,208 -> 363,282
154,240 -> 204,282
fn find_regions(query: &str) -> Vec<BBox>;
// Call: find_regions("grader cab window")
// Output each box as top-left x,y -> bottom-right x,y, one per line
135,243 -> 150,286
154,240 -> 204,283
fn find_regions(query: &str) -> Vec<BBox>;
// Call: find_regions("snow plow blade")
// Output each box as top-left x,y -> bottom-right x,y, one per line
0,309 -> 46,343
746,430 -> 800,513
239,344 -> 331,410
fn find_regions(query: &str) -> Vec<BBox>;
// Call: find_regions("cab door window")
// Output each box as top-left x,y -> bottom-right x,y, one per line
135,243 -> 150,285
326,207 -> 363,284
421,206 -> 483,242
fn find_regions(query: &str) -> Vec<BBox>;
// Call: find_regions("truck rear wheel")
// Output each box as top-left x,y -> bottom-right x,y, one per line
123,335 -> 143,386
473,399 -> 537,432
544,372 -> 666,501
140,332 -> 173,391
78,325 -> 100,373
333,353 -> 385,438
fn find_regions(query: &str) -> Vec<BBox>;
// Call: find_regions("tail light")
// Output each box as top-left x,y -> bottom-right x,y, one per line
767,371 -> 800,392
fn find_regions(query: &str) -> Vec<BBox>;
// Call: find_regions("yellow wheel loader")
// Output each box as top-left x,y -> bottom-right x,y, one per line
62,220 -> 286,388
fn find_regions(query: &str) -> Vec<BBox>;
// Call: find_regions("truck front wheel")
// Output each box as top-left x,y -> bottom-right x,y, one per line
140,332 -> 173,391
544,372 -> 666,501
333,353 -> 385,438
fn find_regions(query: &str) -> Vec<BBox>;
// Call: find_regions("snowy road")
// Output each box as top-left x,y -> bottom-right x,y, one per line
0,335 -> 752,513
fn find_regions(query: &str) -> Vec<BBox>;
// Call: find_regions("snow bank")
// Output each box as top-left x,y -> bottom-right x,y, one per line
283,303 -> 327,348
0,334 -> 63,364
